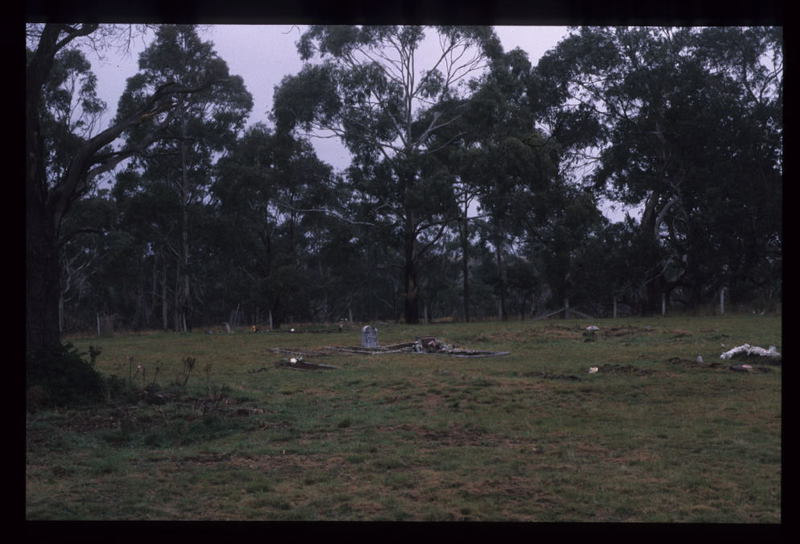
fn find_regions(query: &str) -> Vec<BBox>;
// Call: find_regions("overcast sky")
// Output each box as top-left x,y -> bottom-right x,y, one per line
83,24 -> 636,221
89,25 -> 570,167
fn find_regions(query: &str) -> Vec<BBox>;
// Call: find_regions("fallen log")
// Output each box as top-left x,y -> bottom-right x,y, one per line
274,360 -> 339,371
269,337 -> 512,359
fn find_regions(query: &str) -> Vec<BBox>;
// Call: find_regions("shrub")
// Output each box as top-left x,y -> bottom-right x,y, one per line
26,342 -> 106,409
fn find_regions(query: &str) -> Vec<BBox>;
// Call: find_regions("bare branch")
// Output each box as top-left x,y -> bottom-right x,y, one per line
276,201 -> 376,226
50,79 -> 220,225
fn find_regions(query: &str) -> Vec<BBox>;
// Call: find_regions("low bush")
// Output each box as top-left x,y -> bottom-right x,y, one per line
26,342 -> 106,409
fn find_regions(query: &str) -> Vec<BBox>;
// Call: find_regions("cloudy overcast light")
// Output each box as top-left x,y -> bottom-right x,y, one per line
82,24 -> 636,221
88,25 -> 568,167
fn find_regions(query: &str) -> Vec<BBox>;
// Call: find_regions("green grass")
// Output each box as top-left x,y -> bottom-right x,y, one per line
26,315 -> 781,521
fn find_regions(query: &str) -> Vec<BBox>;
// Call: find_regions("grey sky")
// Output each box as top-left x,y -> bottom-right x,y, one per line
85,24 -> 636,221
91,25 -> 570,166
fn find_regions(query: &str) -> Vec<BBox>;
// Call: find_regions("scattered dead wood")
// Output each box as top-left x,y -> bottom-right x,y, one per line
720,344 -> 782,365
426,349 -> 511,358
269,338 -> 510,359
728,363 -> 773,373
274,359 -> 339,371
270,347 -> 334,357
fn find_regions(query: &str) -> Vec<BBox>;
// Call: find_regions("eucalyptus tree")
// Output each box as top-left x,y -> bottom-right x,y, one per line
26,23 -> 216,356
115,25 -> 252,331
212,123 -> 337,327
273,25 -> 501,323
457,47 -> 561,320
688,27 -> 783,307
536,26 -> 782,311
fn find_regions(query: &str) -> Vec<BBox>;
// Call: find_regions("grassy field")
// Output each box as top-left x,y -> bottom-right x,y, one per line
26,315 -> 782,522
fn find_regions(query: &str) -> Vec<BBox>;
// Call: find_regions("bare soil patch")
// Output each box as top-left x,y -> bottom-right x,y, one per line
601,326 -> 656,338
594,364 -> 656,376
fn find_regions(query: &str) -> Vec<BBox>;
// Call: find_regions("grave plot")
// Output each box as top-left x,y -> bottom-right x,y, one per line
267,328 -> 510,364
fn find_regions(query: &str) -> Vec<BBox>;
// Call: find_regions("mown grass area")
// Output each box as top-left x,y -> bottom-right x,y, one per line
26,315 -> 781,521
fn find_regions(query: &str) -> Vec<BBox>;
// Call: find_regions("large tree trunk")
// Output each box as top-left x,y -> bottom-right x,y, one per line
403,213 -> 419,324
161,253 -> 169,330
26,24 -> 209,352
173,259 -> 183,332
495,235 -> 507,321
26,191 -> 62,354
26,26 -> 65,354
460,202 -> 471,323
180,158 -> 191,331
639,191 -> 664,315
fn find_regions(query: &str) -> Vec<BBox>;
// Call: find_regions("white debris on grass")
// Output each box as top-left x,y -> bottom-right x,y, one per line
588,366 -> 599,374
720,344 -> 781,360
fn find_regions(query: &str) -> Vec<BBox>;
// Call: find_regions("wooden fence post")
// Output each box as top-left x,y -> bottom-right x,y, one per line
720,287 -> 726,315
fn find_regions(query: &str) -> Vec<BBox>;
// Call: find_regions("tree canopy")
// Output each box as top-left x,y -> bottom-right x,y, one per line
30,24 -> 782,347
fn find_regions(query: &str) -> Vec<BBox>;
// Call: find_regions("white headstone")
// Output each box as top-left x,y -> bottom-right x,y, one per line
361,325 -> 379,348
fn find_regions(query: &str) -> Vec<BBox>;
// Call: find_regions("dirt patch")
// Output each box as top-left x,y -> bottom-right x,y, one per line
535,326 -> 584,340
602,326 -> 655,338
473,326 -> 584,343
479,325 -> 658,342
523,371 -> 582,381
375,423 -> 494,448
420,393 -> 445,411
57,413 -> 120,433
227,452 -> 349,473
606,448 -> 661,465
593,364 -> 656,376
667,357 -> 723,369
665,357 -> 774,373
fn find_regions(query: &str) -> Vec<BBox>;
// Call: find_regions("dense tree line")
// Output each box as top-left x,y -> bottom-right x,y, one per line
28,24 -> 782,343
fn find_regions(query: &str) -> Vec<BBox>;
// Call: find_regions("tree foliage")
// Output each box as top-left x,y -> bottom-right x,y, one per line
273,25 -> 500,323
44,24 -> 782,344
